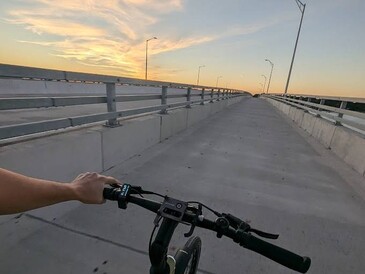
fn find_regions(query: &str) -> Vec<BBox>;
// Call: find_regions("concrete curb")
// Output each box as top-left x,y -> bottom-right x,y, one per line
264,97 -> 365,178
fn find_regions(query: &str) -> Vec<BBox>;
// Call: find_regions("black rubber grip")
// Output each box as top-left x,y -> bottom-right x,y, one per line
239,233 -> 311,273
103,188 -> 117,200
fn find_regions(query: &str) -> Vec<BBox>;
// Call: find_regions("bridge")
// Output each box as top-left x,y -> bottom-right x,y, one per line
0,65 -> 365,274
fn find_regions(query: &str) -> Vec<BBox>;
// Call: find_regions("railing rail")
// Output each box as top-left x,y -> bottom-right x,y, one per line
268,93 -> 365,104
0,63 -> 236,91
264,94 -> 365,133
0,64 -> 248,140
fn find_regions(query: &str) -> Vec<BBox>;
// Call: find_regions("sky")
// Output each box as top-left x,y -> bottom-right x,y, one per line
0,0 -> 364,97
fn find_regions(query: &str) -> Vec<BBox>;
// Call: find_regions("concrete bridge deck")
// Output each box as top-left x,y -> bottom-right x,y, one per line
1,98 -> 365,273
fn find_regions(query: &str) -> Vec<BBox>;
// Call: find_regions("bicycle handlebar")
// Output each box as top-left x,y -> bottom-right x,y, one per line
238,232 -> 310,273
103,188 -> 311,273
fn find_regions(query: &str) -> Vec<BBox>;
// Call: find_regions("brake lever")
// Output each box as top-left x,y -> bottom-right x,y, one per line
223,213 -> 279,240
184,204 -> 203,237
249,228 -> 279,239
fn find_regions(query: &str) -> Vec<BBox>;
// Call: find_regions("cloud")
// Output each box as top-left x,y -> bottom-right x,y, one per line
3,0 -> 280,78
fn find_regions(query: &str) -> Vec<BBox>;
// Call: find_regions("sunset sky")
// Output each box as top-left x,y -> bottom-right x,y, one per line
0,0 -> 364,97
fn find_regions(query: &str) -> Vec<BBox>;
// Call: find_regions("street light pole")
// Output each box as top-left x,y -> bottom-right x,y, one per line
265,59 -> 274,93
261,75 -> 267,93
216,76 -> 223,87
145,37 -> 157,80
285,0 -> 306,94
197,65 -> 205,85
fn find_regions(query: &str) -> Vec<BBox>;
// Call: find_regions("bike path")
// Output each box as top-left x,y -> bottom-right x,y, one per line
1,98 -> 365,273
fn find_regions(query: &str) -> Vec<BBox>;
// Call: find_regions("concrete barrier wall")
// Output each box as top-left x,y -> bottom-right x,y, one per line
101,115 -> 161,170
0,130 -> 103,182
0,96 -> 246,183
265,98 -> 365,178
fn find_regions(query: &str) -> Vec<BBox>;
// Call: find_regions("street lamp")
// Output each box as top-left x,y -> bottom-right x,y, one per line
261,75 -> 267,93
260,83 -> 264,90
265,59 -> 274,93
216,76 -> 223,87
197,65 -> 205,85
145,37 -> 157,80
285,0 -> 306,94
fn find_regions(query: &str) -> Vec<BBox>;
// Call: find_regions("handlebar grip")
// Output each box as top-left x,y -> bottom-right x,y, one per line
239,233 -> 311,273
103,188 -> 117,200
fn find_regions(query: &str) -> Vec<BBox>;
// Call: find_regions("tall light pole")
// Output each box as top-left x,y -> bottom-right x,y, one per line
265,59 -> 274,93
260,83 -> 264,93
261,75 -> 267,93
285,0 -> 306,94
145,37 -> 157,80
216,76 -> 223,87
197,65 -> 205,85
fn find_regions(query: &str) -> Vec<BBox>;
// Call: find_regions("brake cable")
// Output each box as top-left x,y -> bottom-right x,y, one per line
115,185 -> 279,240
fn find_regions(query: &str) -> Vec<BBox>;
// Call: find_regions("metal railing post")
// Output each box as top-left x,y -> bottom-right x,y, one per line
186,87 -> 192,108
200,88 -> 205,105
210,89 -> 214,103
106,83 -> 118,126
339,101 -> 347,118
217,89 -> 221,101
316,99 -> 325,117
160,86 -> 168,114
336,101 -> 347,125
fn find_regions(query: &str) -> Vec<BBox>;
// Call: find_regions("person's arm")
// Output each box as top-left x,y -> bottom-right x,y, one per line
0,168 -> 120,215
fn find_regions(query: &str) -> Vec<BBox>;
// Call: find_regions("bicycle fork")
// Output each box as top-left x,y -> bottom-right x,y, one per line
149,218 -> 178,274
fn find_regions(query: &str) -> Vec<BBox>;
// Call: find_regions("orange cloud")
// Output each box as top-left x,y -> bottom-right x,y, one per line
3,0 -> 278,79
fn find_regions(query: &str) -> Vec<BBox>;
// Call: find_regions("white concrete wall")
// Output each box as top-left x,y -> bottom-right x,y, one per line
160,108 -> 188,141
101,115 -> 161,170
265,98 -> 365,178
0,96 -> 246,183
331,126 -> 365,176
0,129 -> 103,182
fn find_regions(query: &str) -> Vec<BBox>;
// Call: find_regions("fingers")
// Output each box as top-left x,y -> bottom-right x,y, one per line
75,172 -> 121,186
99,175 -> 121,186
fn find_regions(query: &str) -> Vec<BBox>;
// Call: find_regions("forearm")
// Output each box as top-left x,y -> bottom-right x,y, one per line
0,168 -> 77,215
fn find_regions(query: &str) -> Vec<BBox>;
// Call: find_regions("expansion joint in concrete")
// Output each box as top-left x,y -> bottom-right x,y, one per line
24,213 -> 149,256
329,126 -> 338,150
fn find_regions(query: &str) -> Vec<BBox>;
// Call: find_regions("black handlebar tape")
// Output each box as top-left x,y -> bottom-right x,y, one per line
239,233 -> 311,273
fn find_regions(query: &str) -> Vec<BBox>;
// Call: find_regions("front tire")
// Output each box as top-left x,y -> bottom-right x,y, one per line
174,236 -> 202,274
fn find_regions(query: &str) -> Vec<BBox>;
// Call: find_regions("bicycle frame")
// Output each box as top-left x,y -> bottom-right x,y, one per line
149,218 -> 179,274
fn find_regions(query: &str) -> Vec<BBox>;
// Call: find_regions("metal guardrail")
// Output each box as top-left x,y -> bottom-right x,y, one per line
264,94 -> 365,133
0,64 -> 248,140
